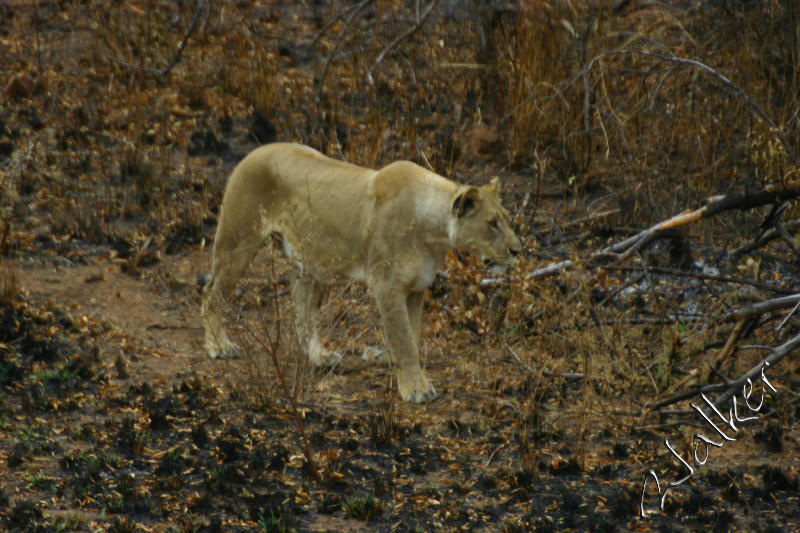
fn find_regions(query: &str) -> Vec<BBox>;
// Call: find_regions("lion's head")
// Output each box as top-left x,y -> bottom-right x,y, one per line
448,178 -> 522,273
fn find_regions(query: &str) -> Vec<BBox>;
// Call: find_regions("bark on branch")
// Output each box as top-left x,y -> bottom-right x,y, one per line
526,187 -> 800,280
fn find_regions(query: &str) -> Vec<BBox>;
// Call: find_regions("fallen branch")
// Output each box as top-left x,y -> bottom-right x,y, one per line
722,294 -> 800,322
649,382 -> 728,411
710,330 -> 800,410
599,265 -> 797,295
658,330 -> 800,416
544,371 -> 585,379
526,187 -> 800,280
708,319 -> 747,373
775,220 -> 800,258
730,219 -> 800,259
366,0 -> 440,84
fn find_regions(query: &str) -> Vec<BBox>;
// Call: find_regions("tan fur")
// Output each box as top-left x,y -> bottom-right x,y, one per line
202,143 -> 522,403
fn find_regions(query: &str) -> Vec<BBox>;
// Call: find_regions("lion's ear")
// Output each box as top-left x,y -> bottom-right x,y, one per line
452,186 -> 480,218
486,177 -> 501,196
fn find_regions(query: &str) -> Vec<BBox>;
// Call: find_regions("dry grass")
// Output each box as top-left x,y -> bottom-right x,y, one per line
484,1 -> 800,226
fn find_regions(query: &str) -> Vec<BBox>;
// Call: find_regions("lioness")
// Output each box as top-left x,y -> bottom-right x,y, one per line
202,143 -> 521,403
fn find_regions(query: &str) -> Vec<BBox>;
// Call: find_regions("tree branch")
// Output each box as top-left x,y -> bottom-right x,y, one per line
110,0 -> 206,78
731,219 -> 800,260
366,0 -> 440,84
598,265 -> 797,295
657,331 -> 800,416
524,187 -> 800,280
723,294 -> 800,322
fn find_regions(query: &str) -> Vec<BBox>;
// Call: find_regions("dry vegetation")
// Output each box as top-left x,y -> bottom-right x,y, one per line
1,0 -> 800,531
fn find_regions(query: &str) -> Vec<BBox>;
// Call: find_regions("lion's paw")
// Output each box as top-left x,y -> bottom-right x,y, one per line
310,349 -> 343,368
361,346 -> 392,364
398,371 -> 437,403
208,344 -> 241,359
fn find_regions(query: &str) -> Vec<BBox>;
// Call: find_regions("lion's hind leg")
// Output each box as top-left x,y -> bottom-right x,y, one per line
289,272 -> 341,367
202,224 -> 262,359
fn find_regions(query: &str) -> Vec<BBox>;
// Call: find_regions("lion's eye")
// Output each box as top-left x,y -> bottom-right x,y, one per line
488,219 -> 499,230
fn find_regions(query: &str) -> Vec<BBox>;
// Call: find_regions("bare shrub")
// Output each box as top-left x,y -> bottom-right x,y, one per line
483,0 -> 800,227
0,219 -> 18,304
215,248 -> 323,480
220,29 -> 281,123
497,1 -> 587,165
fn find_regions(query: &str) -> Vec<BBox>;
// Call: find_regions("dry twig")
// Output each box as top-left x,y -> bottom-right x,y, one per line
506,345 -> 584,379
730,219 -> 800,259
316,0 -> 375,103
366,0 -> 441,84
110,0 -> 206,78
310,0 -> 374,49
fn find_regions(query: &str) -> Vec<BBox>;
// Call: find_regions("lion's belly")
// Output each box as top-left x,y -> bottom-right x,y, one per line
278,231 -> 368,284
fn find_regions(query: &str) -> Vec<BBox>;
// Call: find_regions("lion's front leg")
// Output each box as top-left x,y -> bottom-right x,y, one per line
289,272 -> 340,367
376,288 -> 437,403
406,291 -> 424,349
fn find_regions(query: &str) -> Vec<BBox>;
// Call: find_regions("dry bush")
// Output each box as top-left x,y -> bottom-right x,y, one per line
1,1 -> 795,485
219,28 -> 281,123
496,1 -> 595,167
91,0 -> 193,74
0,221 -> 18,304
214,249 -> 327,478
486,1 -> 800,227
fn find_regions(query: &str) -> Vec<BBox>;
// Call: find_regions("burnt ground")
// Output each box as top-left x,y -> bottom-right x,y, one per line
1,242 -> 799,532
1,0 -> 800,532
